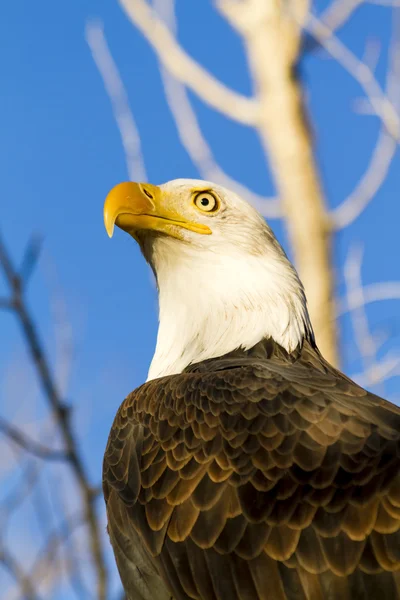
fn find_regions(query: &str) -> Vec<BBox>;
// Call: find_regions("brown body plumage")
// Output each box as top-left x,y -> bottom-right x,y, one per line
103,339 -> 400,600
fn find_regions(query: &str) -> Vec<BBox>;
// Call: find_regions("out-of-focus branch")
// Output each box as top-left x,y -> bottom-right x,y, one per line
0,459 -> 41,527
302,0 -> 363,52
368,0 -> 400,5
337,247 -> 400,386
0,454 -> 44,600
332,130 -> 397,228
17,506 -> 84,600
20,234 -> 43,285
330,10 -> 400,228
337,281 -> 400,315
352,354 -> 400,387
45,260 -> 74,399
0,546 -> 40,600
344,245 -> 381,383
306,12 -> 400,141
52,483 -> 91,600
220,0 -> 338,365
344,246 -> 400,388
30,489 -> 102,590
314,0 -> 362,34
0,416 -> 67,461
86,21 -> 147,182
0,233 -> 108,600
118,0 -> 258,125
153,0 -> 281,218
30,475 -> 62,595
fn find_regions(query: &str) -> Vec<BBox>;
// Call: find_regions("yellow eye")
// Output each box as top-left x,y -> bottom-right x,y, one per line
193,191 -> 218,213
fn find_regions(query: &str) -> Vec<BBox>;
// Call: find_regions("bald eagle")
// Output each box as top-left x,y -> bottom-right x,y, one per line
103,179 -> 400,600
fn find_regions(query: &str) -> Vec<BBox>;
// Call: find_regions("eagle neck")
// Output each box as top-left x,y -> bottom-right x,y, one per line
146,242 -> 313,381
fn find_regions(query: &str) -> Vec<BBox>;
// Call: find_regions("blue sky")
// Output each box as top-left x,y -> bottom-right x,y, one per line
0,1 -> 399,598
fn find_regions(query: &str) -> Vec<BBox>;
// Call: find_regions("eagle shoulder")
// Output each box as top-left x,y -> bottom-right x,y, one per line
103,340 -> 400,600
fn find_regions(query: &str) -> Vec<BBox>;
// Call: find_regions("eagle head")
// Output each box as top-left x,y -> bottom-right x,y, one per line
104,179 -> 313,379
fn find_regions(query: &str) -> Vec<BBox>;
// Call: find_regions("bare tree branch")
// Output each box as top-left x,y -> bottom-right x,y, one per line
53,482 -> 92,600
19,235 -> 43,287
220,0 -> 339,365
315,0 -> 363,34
29,509 -> 86,599
153,0 -> 281,218
0,233 -> 108,600
30,474 -> 63,594
306,12 -> 400,141
302,0 -> 363,53
30,499 -> 102,588
46,268 -> 74,399
0,459 -> 41,526
86,20 -> 147,182
368,0 -> 400,5
331,9 -> 400,228
344,245 -> 400,389
332,130 -> 397,228
344,245 -> 381,385
118,0 -> 258,125
0,417 -> 68,461
0,546 -> 41,600
337,281 -> 400,315
352,353 -> 400,386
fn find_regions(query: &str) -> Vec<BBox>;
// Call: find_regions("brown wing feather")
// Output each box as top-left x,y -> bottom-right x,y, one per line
103,340 -> 400,600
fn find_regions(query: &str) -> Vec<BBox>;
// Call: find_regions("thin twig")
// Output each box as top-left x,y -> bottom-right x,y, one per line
19,235 -> 43,287
0,416 -> 68,461
0,459 -> 41,527
0,547 -> 41,600
337,281 -> 400,315
344,245 -> 380,385
153,0 -> 281,218
52,479 -> 92,600
30,472 -> 62,595
368,0 -> 400,5
0,232 -> 107,600
30,504 -> 100,592
331,9 -> 400,228
351,353 -> 400,386
331,130 -> 396,228
86,21 -> 147,182
118,0 -> 258,125
303,0 -> 363,52
344,245 -> 400,389
306,12 -> 400,140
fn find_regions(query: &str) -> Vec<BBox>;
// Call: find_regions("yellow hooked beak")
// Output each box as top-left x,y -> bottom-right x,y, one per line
103,182 -> 212,239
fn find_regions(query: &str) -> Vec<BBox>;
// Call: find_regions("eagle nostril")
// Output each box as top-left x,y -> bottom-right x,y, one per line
142,187 -> 154,200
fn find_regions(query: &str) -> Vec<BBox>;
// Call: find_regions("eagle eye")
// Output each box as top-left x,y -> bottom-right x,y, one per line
193,191 -> 219,213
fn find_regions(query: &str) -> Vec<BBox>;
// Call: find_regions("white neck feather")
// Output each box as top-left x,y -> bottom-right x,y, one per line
146,236 -> 312,381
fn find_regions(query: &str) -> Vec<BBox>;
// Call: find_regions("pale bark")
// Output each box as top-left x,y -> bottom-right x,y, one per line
222,0 -> 338,365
